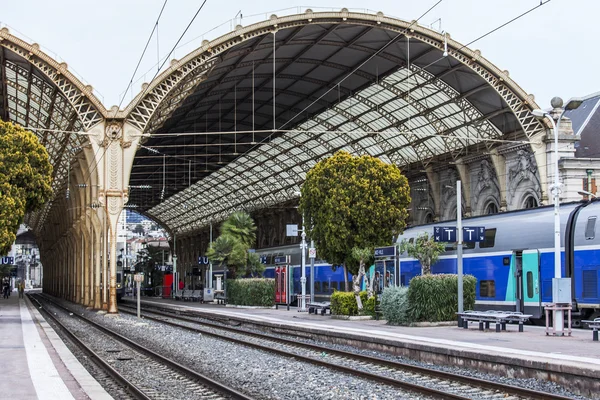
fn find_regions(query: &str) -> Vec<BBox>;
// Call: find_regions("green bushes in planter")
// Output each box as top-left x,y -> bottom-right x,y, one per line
226,278 -> 275,306
381,286 -> 410,325
331,291 -> 375,316
407,274 -> 476,322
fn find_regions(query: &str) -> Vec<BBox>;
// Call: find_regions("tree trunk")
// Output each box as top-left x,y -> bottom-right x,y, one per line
343,264 -> 350,291
353,260 -> 366,311
352,274 -> 363,310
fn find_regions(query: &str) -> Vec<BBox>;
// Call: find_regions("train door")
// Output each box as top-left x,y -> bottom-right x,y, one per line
513,251 -> 524,313
275,267 -> 281,303
522,249 -> 541,317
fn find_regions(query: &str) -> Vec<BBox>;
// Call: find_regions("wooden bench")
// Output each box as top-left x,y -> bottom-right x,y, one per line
582,318 -> 600,341
457,310 -> 532,332
307,301 -> 331,315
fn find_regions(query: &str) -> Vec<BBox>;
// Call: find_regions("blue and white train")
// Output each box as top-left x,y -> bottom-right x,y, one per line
397,200 -> 600,325
213,200 -> 600,324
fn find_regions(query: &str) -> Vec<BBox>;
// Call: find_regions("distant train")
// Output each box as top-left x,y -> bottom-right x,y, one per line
397,200 -> 600,325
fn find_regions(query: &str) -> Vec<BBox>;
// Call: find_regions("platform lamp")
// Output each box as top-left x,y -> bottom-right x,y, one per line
531,96 -> 583,334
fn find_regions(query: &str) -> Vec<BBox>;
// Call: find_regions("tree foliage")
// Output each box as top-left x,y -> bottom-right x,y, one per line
299,151 -> 411,278
0,121 -> 53,254
206,211 -> 264,278
399,233 -> 446,275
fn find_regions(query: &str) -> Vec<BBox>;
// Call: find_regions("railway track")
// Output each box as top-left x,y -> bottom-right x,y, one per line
118,302 -> 575,400
30,294 -> 255,400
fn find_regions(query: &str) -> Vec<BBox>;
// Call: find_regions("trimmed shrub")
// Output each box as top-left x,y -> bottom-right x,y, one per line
226,278 -> 275,306
331,290 -> 375,316
407,274 -> 476,322
381,286 -> 410,325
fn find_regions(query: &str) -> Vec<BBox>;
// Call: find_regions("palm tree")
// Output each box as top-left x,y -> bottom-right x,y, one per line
206,234 -> 246,279
221,211 -> 256,248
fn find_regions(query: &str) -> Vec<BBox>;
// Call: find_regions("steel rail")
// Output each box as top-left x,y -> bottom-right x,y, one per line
28,295 -> 151,400
34,294 -> 255,400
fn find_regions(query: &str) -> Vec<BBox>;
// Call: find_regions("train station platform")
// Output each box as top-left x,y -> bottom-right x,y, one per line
0,289 -> 111,400
126,295 -> 600,396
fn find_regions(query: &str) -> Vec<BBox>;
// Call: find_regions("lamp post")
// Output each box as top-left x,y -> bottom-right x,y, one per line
532,96 -> 582,334
299,219 -> 307,312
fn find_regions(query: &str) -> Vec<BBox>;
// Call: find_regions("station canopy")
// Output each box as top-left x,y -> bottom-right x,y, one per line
0,28 -> 106,232
1,11 -> 544,236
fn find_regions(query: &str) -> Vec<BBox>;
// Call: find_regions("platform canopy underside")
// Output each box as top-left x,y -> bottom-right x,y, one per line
0,28 -> 106,235
124,11 -> 545,235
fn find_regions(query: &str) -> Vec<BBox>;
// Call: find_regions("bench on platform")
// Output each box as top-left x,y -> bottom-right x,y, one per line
181,289 -> 194,301
307,301 -> 331,315
173,290 -> 183,300
190,290 -> 202,302
582,318 -> 600,341
457,310 -> 532,332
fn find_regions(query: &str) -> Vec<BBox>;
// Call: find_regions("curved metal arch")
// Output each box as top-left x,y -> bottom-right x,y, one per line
124,10 -> 546,138
0,27 -> 107,128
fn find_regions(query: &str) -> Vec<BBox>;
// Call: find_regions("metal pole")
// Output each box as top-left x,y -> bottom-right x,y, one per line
546,114 -> 564,333
136,280 -> 141,318
172,231 -> 177,298
310,239 -> 315,304
300,220 -> 307,312
457,180 -> 464,315
209,222 -> 213,289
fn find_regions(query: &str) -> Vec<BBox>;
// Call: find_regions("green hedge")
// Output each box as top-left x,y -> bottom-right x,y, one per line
407,274 -> 476,322
381,286 -> 410,325
226,278 -> 275,307
331,291 -> 375,316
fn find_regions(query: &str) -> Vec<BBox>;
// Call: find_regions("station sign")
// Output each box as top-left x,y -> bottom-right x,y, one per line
463,227 -> 485,242
260,255 -> 268,264
374,246 -> 396,258
198,256 -> 209,265
434,226 -> 456,242
434,226 -> 485,242
1,256 -> 14,265
274,255 -> 290,264
286,224 -> 298,237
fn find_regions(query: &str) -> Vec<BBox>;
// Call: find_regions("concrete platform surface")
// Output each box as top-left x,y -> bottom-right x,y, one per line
129,296 -> 600,372
0,290 -> 112,400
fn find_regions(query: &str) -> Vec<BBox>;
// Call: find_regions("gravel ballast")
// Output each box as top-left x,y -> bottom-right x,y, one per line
39,296 -> 433,400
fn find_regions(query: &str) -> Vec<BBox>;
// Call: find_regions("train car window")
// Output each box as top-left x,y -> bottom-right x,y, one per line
479,280 -> 496,297
585,217 -> 597,240
322,281 -> 329,292
444,242 -> 475,251
479,228 -> 497,248
464,241 -> 475,249
445,243 -> 456,251
314,281 -> 321,293
526,271 -> 533,298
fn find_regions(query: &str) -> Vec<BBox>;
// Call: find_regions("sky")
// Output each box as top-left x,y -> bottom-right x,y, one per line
1,0 -> 598,110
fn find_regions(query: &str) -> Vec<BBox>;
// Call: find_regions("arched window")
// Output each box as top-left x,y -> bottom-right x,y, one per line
425,213 -> 434,224
485,202 -> 498,215
523,196 -> 538,209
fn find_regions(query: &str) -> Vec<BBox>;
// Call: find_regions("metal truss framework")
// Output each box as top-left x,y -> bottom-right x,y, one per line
127,10 -> 546,234
0,11 -> 548,239
0,28 -> 106,234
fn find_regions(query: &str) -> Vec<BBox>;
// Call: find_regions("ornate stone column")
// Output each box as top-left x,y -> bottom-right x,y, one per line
87,118 -> 143,313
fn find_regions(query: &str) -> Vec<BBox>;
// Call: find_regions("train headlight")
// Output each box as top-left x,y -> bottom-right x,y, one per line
117,284 -> 121,288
